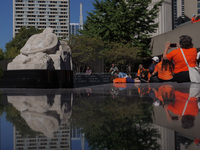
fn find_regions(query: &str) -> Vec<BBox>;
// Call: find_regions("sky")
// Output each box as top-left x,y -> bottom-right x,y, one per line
0,113 -> 13,150
0,0 -> 94,51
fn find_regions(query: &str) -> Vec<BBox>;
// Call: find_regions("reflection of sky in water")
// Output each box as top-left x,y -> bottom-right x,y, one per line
0,83 -> 200,150
0,113 -> 13,150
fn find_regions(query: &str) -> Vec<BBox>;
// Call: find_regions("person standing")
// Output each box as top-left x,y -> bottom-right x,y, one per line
191,14 -> 196,24
163,35 -> 197,83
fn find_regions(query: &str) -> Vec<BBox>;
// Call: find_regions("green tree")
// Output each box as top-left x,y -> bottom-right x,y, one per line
82,0 -> 163,48
102,41 -> 144,71
0,48 -> 4,60
4,27 -> 42,59
68,34 -> 104,73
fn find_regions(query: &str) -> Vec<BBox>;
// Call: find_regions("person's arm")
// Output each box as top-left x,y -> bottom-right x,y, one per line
151,71 -> 157,77
89,69 -> 92,75
163,42 -> 170,60
109,67 -> 112,72
164,104 -> 172,122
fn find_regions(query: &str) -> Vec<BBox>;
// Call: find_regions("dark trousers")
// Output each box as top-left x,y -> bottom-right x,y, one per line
173,71 -> 190,83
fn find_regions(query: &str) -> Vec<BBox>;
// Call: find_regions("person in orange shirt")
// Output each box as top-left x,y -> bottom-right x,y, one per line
135,64 -> 151,82
191,14 -> 196,24
150,56 -> 174,82
163,35 -> 197,83
136,64 -> 145,78
152,84 -> 174,104
164,89 -> 198,129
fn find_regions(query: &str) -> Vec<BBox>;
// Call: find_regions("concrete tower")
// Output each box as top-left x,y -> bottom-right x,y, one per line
79,2 -> 83,30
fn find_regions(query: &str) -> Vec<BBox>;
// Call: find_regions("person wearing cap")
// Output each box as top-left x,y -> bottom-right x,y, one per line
191,14 -> 196,23
148,56 -> 159,74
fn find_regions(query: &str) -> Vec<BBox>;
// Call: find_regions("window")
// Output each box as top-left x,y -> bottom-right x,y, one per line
198,9 -> 200,14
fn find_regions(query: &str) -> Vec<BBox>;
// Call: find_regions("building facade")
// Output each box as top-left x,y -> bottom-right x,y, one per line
13,0 -> 70,39
150,0 -> 173,37
14,123 -> 71,150
151,0 -> 200,37
69,23 -> 81,35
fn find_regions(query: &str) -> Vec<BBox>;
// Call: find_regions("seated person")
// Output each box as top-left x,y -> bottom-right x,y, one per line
136,64 -> 145,78
135,64 -> 151,80
148,56 -> 159,74
140,70 -> 150,83
150,56 -> 174,82
85,66 -> 92,75
109,63 -> 119,75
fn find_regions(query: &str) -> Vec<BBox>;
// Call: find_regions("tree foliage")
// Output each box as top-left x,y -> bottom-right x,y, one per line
72,95 -> 160,150
102,41 -> 145,70
82,0 -> 163,48
4,27 -> 42,59
0,48 -> 4,60
68,34 -> 104,72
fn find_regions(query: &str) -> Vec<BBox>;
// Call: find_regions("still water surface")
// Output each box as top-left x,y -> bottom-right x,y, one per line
0,82 -> 200,150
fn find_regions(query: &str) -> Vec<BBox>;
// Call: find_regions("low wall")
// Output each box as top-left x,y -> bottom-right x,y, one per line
74,73 -> 111,88
74,72 -> 137,88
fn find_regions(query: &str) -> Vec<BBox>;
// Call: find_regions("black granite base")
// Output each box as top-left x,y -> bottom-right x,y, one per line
74,73 -> 111,88
0,70 -> 74,88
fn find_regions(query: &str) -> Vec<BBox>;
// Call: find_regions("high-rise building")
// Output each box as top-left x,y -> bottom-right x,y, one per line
13,0 -> 70,39
70,3 -> 83,36
14,123 -> 71,150
151,0 -> 173,37
70,23 -> 82,35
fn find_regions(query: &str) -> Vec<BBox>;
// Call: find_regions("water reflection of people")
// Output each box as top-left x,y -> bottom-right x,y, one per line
164,87 -> 199,129
152,84 -> 174,106
86,88 -> 92,96
110,87 -> 119,98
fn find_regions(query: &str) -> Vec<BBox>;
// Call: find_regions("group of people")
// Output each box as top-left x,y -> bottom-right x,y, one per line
136,83 -> 200,130
113,35 -> 199,83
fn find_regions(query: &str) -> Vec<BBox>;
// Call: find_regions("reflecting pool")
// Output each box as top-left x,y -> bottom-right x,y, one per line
0,82 -> 200,150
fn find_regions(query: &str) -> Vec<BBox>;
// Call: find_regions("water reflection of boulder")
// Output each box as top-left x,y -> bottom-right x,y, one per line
7,94 -> 73,138
21,111 -> 59,138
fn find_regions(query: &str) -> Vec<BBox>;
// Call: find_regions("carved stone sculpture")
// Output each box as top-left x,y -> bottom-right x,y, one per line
7,28 -> 72,70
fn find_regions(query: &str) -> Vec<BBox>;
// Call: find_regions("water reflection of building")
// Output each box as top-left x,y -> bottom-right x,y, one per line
71,128 -> 88,150
153,124 -> 199,150
153,124 -> 175,150
14,122 -> 70,150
